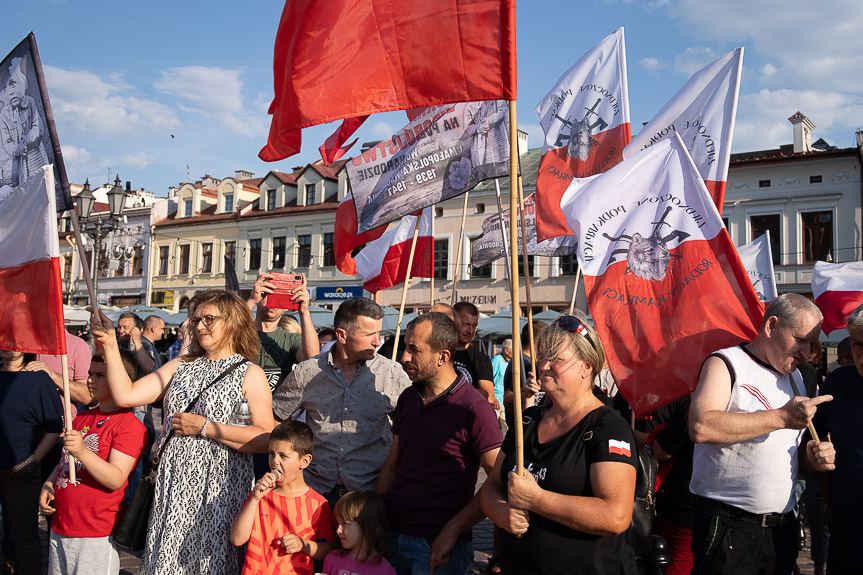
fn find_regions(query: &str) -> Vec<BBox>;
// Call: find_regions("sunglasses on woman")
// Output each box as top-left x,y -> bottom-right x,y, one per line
189,315 -> 223,328
554,316 -> 597,351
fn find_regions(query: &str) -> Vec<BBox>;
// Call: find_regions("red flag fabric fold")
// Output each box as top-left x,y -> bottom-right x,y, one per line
355,207 -> 434,293
319,116 -> 369,165
812,261 -> 863,335
334,192 -> 387,276
261,0 -> 517,162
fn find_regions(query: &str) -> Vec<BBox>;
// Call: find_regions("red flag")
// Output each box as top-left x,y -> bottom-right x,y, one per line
334,192 -> 387,276
812,261 -> 863,335
560,135 -> 762,416
0,165 -> 67,355
355,207 -> 433,293
260,0 -> 517,162
534,28 -> 630,242
624,48 -> 743,212
319,115 -> 369,165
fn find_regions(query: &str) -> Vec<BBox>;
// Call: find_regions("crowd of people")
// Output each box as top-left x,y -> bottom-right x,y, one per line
0,273 -> 859,575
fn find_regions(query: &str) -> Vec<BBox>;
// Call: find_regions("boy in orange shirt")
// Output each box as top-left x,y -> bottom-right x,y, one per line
231,421 -> 335,575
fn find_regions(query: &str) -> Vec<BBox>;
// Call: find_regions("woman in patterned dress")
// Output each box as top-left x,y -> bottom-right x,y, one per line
92,290 -> 274,574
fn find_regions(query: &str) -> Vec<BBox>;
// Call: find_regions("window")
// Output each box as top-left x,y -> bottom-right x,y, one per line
84,250 -> 93,278
802,211 -> 833,264
434,239 -> 448,280
224,241 -> 236,269
63,255 -> 72,280
810,175 -> 822,184
722,217 -> 729,229
323,233 -> 335,267
272,237 -> 286,269
559,254 -> 578,276
758,180 -> 771,188
132,246 -> 143,275
476,203 -> 485,214
224,193 -> 234,213
113,251 -> 125,276
750,214 -> 780,265
249,239 -> 262,270
305,184 -> 315,205
184,198 -> 193,217
517,254 -> 535,278
158,246 -> 169,275
469,238 -> 491,279
179,245 -> 190,275
267,190 -> 276,211
98,249 -> 108,277
201,243 -> 213,273
297,235 -> 311,267
435,207 -> 444,218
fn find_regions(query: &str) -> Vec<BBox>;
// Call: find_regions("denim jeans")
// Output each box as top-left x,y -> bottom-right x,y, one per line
389,531 -> 472,575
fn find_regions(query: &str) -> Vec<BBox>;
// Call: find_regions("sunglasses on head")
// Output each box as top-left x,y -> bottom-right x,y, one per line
554,316 -> 596,350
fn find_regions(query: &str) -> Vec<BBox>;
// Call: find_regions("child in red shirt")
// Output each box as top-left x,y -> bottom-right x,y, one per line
231,420 -> 336,575
39,349 -> 147,575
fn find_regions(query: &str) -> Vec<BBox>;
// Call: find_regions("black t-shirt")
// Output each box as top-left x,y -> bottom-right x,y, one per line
652,395 -> 695,527
499,406 -> 638,575
452,346 -> 493,389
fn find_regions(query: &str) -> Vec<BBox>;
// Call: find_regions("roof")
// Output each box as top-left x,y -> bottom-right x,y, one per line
154,203 -> 241,228
301,159 -> 349,181
472,147 -> 542,192
730,144 -> 858,167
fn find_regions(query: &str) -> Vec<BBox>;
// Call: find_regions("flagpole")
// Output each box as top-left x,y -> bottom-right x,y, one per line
392,217 -> 422,362
59,355 -> 76,483
493,179 -> 513,290
430,206 -> 435,307
450,192 -> 470,306
569,266 -> 582,314
507,101 -> 524,475
517,176 -> 537,380
68,214 -> 100,316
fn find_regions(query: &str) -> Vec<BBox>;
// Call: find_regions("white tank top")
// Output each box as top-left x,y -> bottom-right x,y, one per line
690,345 -> 803,514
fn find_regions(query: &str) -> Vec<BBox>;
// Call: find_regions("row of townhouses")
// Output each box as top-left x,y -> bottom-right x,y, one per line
60,113 -> 863,321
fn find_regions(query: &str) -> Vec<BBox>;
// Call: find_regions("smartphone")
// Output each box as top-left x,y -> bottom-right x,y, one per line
266,273 -> 303,310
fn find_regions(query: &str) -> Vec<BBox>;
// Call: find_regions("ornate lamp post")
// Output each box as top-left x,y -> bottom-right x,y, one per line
74,176 -> 128,298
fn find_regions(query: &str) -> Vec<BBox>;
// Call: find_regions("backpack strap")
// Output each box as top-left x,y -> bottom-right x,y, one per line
582,407 -> 605,442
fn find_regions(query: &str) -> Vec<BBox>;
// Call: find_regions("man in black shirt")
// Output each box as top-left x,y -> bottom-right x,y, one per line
452,302 -> 495,406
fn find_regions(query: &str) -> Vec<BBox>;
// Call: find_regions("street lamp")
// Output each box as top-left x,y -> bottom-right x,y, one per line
74,176 -> 128,299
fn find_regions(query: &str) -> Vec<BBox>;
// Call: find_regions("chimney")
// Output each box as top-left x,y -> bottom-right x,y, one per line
788,112 -> 815,153
125,181 -> 131,192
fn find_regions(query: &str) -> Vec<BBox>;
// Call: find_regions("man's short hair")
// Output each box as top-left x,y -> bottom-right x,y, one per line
522,320 -> 547,348
837,336 -> 852,361
334,297 -> 384,333
847,303 -> 863,332
118,312 -> 144,330
453,301 -> 479,317
143,315 -> 164,331
761,293 -> 822,330
502,338 -> 513,350
429,303 -> 455,321
270,420 -> 314,457
407,312 -> 458,356
91,348 -> 138,381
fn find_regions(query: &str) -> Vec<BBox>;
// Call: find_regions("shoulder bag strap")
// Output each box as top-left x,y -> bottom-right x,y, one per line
150,358 -> 248,469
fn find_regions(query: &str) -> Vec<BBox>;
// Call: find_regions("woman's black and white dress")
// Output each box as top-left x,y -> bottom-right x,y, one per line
140,354 -> 253,575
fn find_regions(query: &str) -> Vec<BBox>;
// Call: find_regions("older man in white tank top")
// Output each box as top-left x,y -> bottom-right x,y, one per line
688,293 -> 836,575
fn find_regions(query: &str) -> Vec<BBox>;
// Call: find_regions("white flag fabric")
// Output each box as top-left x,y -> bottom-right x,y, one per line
355,207 -> 434,293
624,48 -> 743,212
736,232 -> 777,302
533,28 -> 630,242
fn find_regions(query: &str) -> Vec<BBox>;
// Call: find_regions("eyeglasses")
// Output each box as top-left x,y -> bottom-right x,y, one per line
189,315 -> 223,329
554,316 -> 597,351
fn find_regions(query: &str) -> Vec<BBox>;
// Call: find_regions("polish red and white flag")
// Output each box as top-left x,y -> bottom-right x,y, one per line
334,191 -> 387,276
534,27 -> 630,242
355,207 -> 433,293
560,135 -> 762,416
0,165 -> 67,355
624,48 -> 743,212
812,261 -> 863,335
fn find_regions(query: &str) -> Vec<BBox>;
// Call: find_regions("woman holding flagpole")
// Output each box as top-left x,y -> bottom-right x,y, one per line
90,290 -> 273,575
480,315 -> 638,574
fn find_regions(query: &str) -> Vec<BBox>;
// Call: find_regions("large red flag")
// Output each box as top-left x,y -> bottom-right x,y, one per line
534,28 -> 630,242
812,261 -> 863,335
0,165 -> 66,355
560,135 -> 762,416
261,0 -> 517,162
624,48 -> 743,212
355,207 -> 433,293
334,192 -> 387,276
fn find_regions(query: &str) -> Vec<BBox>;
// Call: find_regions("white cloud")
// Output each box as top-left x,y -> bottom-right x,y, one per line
61,145 -> 92,166
673,47 -> 718,76
155,66 -> 267,137
370,121 -> 396,138
760,63 -> 778,78
639,57 -> 668,73
43,66 -> 180,137
121,152 -> 155,169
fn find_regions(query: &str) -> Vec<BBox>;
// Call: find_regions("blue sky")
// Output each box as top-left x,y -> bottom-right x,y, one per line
8,0 -> 862,197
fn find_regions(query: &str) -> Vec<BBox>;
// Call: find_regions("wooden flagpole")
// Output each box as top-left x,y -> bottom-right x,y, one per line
493,179 -> 513,289
569,266 -> 582,314
516,176 -> 537,380
429,206 -> 435,307
59,355 -> 75,483
450,192 -> 470,305
391,217 -> 422,362
507,102 -> 524,475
